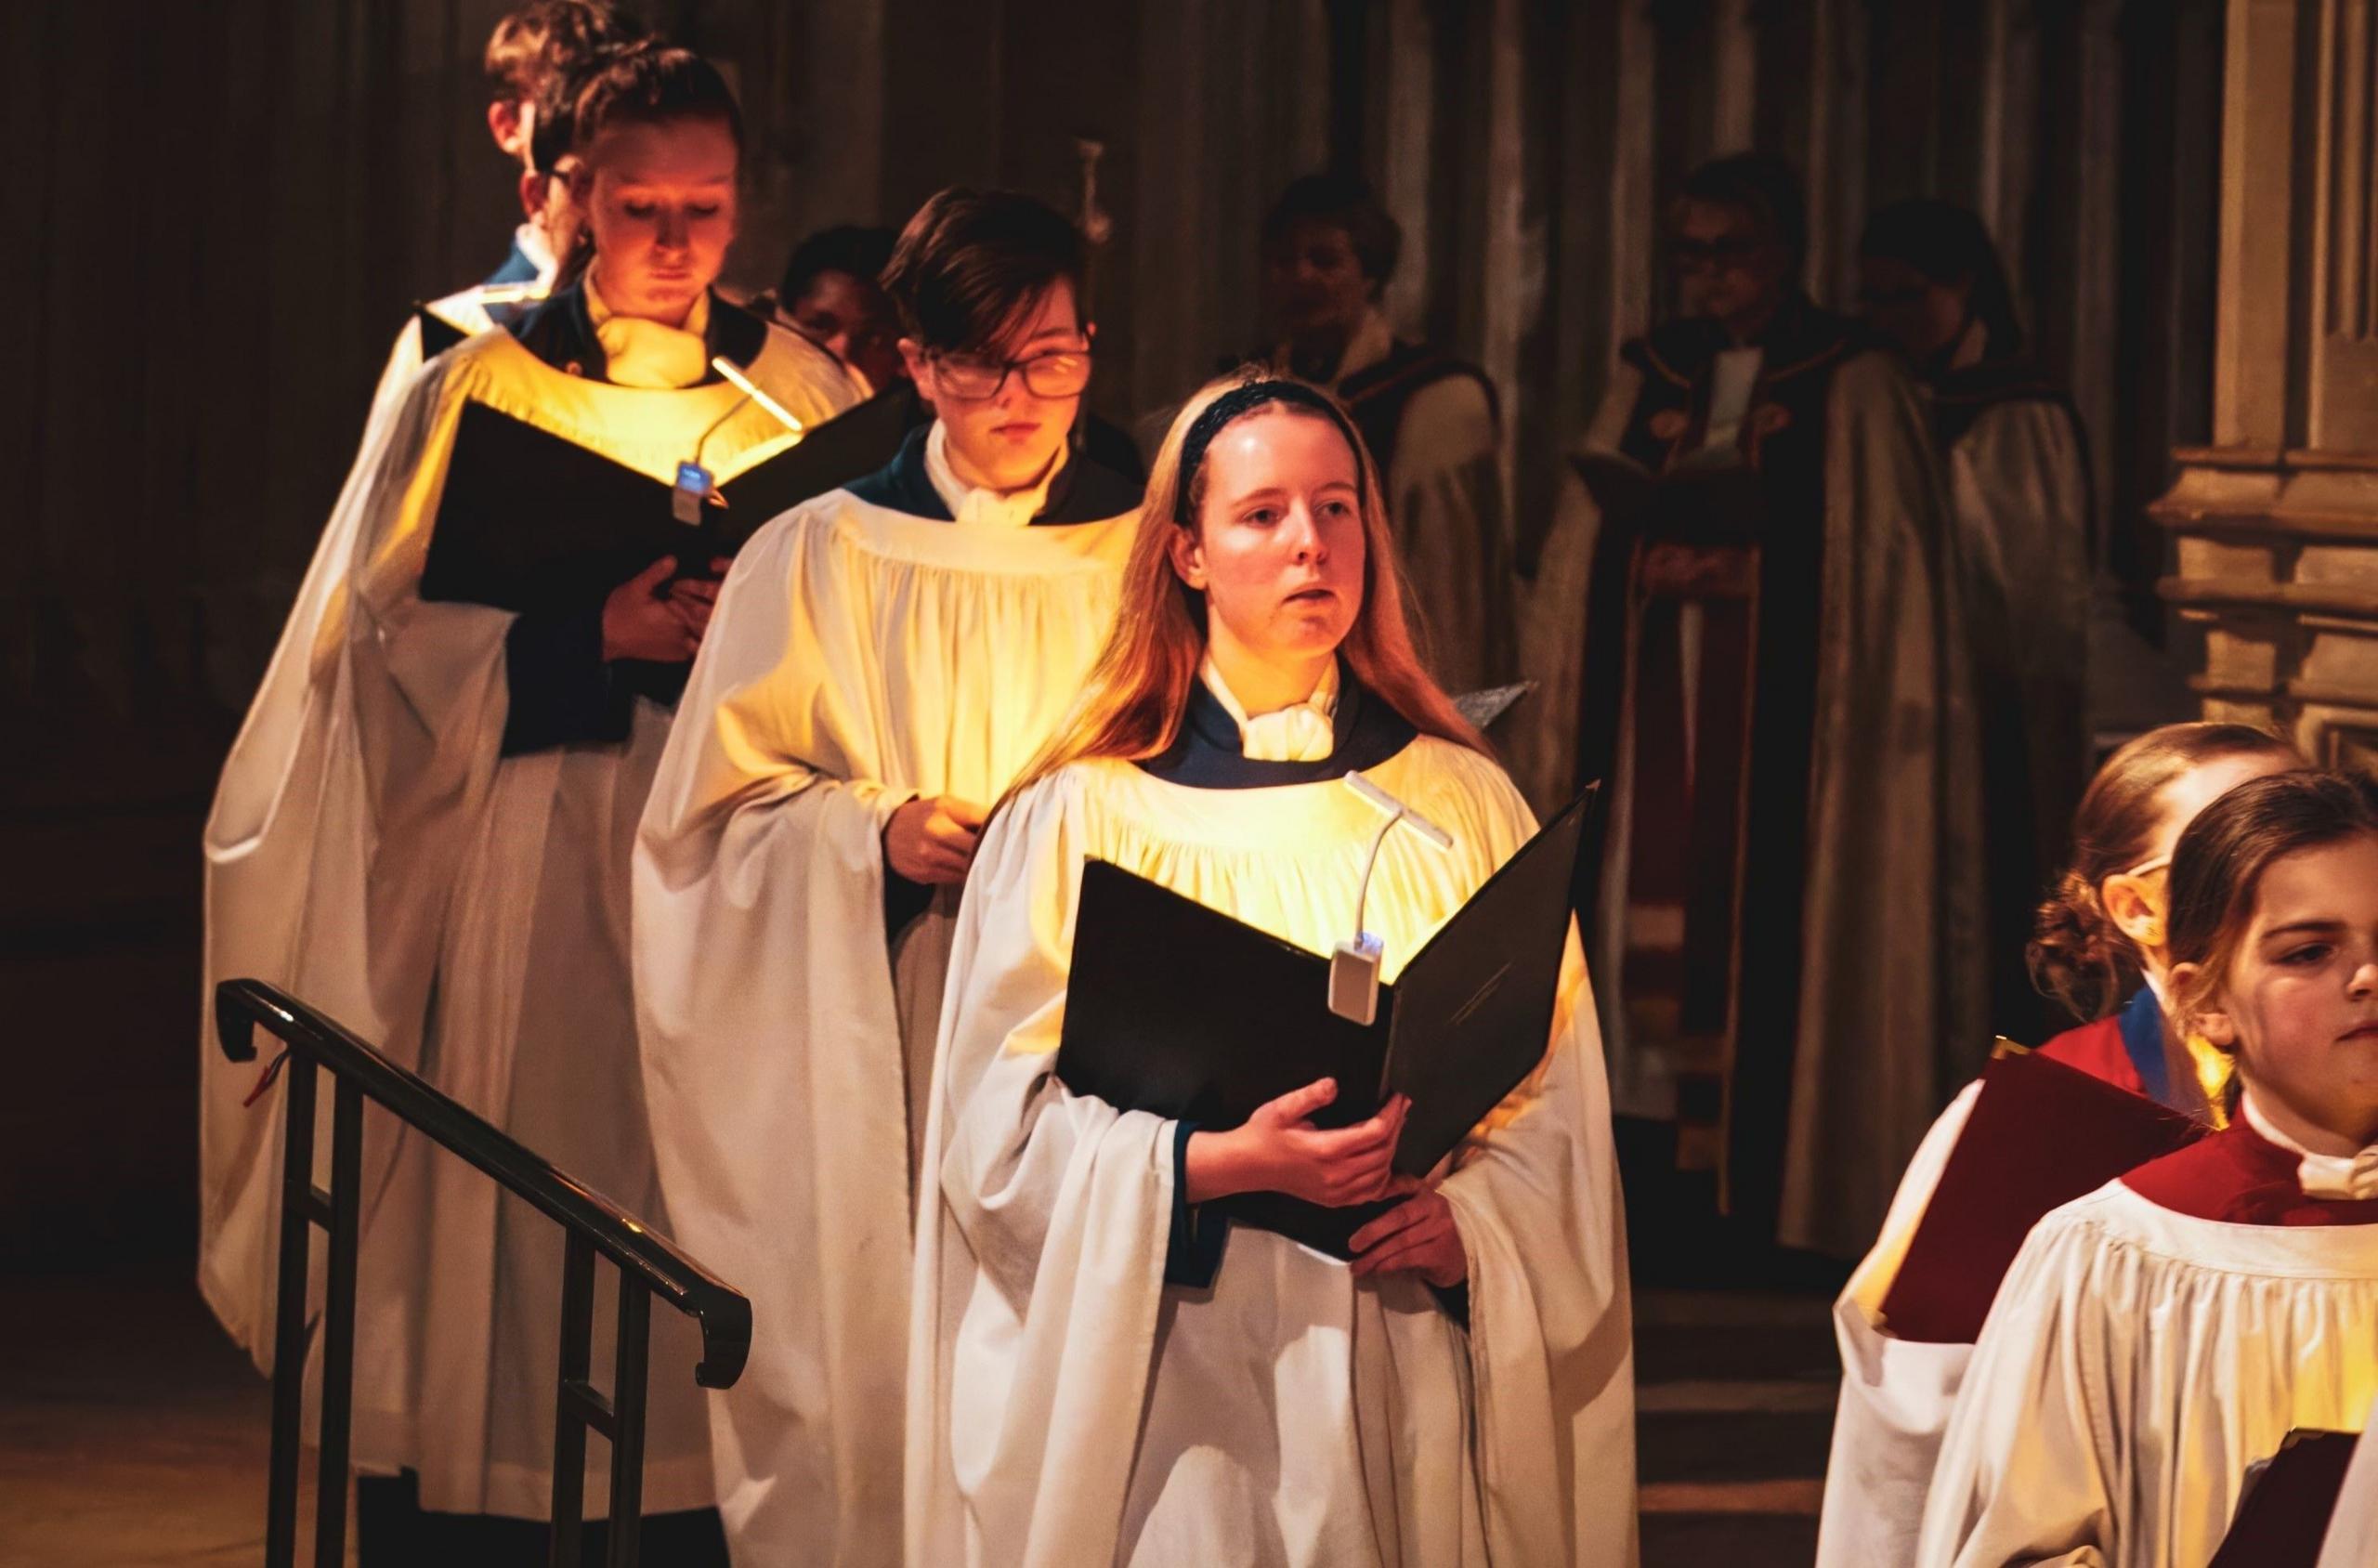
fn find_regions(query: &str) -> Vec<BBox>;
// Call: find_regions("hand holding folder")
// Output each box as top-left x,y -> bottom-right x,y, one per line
1054,789 -> 1594,1259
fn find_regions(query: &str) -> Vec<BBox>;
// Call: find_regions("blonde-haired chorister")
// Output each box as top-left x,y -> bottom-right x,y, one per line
905,371 -> 1637,1567
1918,770 -> 2378,1568
1816,722 -> 2301,1567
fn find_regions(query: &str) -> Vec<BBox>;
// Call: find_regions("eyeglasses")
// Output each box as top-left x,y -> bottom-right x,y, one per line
2117,853 -> 2174,881
930,346 -> 1092,400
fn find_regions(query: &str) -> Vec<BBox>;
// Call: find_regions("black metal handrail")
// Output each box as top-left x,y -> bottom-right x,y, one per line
216,977 -> 751,1568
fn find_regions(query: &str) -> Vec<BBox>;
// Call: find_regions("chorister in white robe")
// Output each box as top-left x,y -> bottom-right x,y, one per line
1915,1113 -> 2378,1568
632,425 -> 1141,1566
2318,1393 -> 2378,1567
1819,990 -> 2193,1567
906,702 -> 1637,1567
199,288 -> 862,1518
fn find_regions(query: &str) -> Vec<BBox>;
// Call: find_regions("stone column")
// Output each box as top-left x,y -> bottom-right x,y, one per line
2154,0 -> 2378,772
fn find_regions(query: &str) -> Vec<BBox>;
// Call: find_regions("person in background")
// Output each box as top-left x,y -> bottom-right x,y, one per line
1862,196 -> 2094,1047
479,0 -> 647,294
1257,173 -> 1514,692
762,223 -> 906,394
1536,150 -> 1981,1256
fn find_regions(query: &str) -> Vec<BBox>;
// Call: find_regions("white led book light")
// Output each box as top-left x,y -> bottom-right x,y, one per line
1330,771 -> 1455,1026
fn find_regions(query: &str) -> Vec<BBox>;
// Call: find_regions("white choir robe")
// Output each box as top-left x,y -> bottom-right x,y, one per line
2318,1393 -> 2378,1567
632,463 -> 1137,1566
1944,394 -> 2091,864
1816,1080 -> 1979,1568
1915,1179 -> 2378,1567
906,738 -> 1638,1567
1360,365 -> 1515,695
200,314 -> 861,1518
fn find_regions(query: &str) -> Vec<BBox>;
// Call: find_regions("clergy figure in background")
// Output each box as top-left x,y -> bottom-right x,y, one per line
906,372 -> 1635,1566
199,46 -> 859,1557
1256,174 -> 1514,692
633,188 -> 1142,1566
1861,197 -> 2093,1046
1548,152 -> 1984,1254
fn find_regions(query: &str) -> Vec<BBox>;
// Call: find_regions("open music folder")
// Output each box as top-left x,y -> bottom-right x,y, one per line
1879,1049 -> 2206,1344
1056,788 -> 1593,1258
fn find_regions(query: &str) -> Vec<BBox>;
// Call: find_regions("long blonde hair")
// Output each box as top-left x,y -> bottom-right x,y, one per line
1005,368 -> 1487,804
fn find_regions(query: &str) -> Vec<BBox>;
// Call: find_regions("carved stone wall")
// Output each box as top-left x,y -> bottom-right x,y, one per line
2154,0 -> 2378,766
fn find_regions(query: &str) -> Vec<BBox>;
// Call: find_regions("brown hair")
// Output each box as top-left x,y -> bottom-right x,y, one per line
2028,722 -> 2298,1021
483,1 -> 644,102
881,188 -> 1087,356
1001,369 -> 1485,805
565,42 -> 743,161
2165,771 -> 2378,1041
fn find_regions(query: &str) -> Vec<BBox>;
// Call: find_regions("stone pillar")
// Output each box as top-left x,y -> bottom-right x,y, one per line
2153,0 -> 2378,772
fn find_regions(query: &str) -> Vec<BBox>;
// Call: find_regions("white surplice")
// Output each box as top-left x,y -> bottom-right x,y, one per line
906,738 -> 1637,1567
200,316 -> 861,1518
1914,1183 -> 2378,1568
1816,1080 -> 1980,1567
632,457 -> 1135,1566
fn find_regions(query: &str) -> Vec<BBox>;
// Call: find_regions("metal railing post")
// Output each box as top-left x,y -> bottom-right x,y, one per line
216,978 -> 750,1568
607,1276 -> 651,1568
315,1077 -> 362,1566
551,1230 -> 595,1568
265,1052 -> 317,1568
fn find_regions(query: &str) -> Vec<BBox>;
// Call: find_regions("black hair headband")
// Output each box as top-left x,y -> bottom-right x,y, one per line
1172,379 -> 1367,527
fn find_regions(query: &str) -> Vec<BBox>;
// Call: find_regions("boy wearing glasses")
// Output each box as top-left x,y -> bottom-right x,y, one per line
1537,151 -> 1984,1262
631,187 -> 1141,1566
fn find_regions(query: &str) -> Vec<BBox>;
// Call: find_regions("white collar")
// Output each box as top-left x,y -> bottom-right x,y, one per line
584,270 -> 712,390
924,421 -> 1060,529
2240,1092 -> 2378,1200
1199,655 -> 1339,762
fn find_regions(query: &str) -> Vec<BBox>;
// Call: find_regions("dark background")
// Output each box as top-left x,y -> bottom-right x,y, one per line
0,0 -> 2221,1275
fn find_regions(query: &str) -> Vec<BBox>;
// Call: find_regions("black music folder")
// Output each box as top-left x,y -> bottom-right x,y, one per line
420,399 -> 841,613
2209,1428 -> 2358,1568
1055,788 -> 1594,1258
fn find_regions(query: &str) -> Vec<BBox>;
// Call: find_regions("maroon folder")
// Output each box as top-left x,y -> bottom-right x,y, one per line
1877,1050 -> 2205,1343
2208,1428 -> 2358,1568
